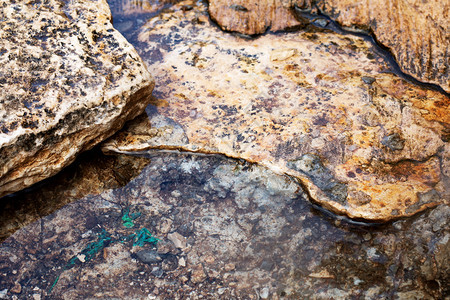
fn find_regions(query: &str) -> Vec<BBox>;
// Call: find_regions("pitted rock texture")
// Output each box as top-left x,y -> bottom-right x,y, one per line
208,0 -> 449,92
0,0 -> 154,198
102,0 -> 449,221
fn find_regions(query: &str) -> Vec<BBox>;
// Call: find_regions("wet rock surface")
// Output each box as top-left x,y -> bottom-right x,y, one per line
207,0 -> 449,92
103,0 -> 449,221
0,0 -> 154,198
0,148 -> 151,242
108,0 -> 182,36
0,0 -> 448,298
0,152 -> 448,299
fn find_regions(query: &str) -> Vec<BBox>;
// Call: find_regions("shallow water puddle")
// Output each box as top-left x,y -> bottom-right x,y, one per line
0,152 -> 448,298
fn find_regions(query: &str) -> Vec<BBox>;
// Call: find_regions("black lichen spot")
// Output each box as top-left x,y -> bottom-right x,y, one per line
347,171 -> 356,178
92,30 -> 100,43
381,133 -> 404,151
21,119 -> 39,129
0,124 -> 10,134
181,5 -> 193,11
230,4 -> 248,12
30,78 -> 49,93
312,114 -> 329,126
362,76 -> 376,85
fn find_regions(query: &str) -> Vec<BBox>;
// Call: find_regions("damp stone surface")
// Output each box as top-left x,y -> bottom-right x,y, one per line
208,0 -> 449,92
103,0 -> 450,221
0,149 -> 151,242
0,152 -> 448,299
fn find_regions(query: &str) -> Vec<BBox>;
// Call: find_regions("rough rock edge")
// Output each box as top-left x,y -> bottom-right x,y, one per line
0,0 -> 154,198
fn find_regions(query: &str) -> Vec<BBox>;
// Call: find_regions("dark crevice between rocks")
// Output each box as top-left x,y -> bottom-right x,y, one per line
310,198 -> 441,229
292,5 -> 450,98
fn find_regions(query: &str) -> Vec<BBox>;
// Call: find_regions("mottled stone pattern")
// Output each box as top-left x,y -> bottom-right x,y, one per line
103,1 -> 449,221
0,0 -> 154,198
312,0 -> 449,93
0,153 -> 448,298
208,0 -> 449,92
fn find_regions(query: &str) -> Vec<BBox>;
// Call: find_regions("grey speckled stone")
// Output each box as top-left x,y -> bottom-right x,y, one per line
0,0 -> 154,198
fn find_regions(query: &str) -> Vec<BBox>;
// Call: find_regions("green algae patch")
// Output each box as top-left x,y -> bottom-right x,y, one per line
133,227 -> 159,247
49,229 -> 112,293
49,207 -> 158,294
122,207 -> 141,228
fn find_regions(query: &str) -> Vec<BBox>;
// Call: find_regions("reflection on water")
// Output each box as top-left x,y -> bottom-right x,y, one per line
0,152 -> 448,298
108,0 -> 181,41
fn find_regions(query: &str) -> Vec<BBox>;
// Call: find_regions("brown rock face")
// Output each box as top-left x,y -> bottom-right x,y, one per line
207,0 -> 449,92
102,1 -> 449,221
208,0 -> 304,35
0,0 -> 154,197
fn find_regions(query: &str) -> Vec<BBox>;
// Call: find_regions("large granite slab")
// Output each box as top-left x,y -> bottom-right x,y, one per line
102,0 -> 449,221
208,0 -> 449,92
0,0 -> 154,198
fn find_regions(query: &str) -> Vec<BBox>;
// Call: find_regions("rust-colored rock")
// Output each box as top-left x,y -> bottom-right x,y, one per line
0,0 -> 154,198
102,1 -> 449,221
208,0 -> 303,35
208,0 -> 449,92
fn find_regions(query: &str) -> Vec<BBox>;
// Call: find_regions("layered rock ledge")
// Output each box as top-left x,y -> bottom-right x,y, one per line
0,0 -> 154,197
103,0 -> 449,221
208,0 -> 449,92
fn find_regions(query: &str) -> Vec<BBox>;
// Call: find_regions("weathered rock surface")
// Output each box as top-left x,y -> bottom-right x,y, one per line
0,152 -> 448,298
0,0 -> 154,198
102,0 -> 449,221
208,0 -> 450,92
